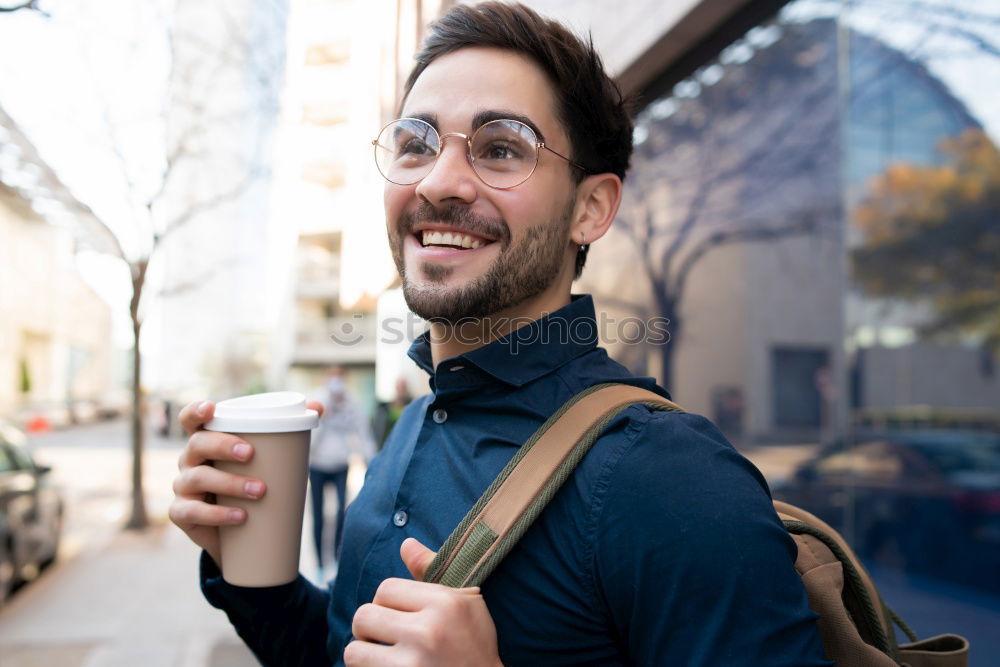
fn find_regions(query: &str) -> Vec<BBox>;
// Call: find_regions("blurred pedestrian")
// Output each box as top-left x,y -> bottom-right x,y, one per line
371,375 -> 413,450
310,367 -> 374,579
159,399 -> 173,437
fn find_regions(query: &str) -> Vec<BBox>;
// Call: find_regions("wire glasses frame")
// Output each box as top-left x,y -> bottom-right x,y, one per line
371,117 -> 590,189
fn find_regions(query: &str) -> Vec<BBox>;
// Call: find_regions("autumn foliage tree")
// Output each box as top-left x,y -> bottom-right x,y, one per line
852,129 -> 1000,351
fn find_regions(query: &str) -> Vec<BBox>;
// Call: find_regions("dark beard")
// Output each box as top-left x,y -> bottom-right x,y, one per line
388,199 -> 574,323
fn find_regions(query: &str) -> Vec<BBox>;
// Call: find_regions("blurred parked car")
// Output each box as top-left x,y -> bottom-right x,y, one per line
0,420 -> 63,606
772,430 -> 1000,592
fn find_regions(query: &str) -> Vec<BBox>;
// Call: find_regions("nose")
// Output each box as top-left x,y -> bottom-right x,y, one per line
414,134 -> 479,207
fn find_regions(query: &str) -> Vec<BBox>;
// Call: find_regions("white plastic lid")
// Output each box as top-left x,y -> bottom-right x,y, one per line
203,392 -> 319,433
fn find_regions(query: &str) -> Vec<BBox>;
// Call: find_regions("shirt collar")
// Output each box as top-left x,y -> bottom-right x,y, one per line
407,294 -> 600,388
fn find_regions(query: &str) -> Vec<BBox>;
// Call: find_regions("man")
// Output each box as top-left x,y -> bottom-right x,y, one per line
309,367 -> 375,580
170,3 -> 830,665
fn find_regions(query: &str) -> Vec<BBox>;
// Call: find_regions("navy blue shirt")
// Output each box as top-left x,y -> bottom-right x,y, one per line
202,294 -> 830,666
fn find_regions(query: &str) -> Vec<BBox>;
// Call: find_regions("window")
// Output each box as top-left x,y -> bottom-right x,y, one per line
772,347 -> 829,429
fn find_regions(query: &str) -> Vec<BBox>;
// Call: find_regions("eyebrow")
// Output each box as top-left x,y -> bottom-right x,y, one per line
472,110 -> 547,143
404,109 -> 548,144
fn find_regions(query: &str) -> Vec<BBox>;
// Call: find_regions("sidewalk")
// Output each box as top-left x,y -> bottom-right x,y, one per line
0,522 -> 259,667
0,418 -> 336,667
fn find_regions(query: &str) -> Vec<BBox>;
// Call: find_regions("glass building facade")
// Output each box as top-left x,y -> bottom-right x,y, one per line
580,1 -> 1000,661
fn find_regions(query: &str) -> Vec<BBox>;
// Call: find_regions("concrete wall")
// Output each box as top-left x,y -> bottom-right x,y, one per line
744,232 -> 845,440
0,187 -> 113,421
860,343 -> 1000,411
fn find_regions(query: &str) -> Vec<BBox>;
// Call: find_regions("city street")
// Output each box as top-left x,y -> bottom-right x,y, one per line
0,419 -> 264,667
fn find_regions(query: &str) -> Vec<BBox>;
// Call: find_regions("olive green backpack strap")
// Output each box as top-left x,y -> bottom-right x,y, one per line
423,382 -> 682,588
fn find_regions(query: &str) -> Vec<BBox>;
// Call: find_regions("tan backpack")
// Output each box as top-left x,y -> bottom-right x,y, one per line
424,383 -> 970,666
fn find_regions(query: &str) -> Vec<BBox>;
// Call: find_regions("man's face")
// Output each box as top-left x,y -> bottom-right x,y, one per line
385,47 -> 579,323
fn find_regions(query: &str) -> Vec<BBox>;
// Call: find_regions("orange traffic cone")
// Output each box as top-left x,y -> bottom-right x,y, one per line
26,414 -> 51,433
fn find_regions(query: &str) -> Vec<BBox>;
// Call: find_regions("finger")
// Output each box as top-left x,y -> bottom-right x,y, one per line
351,602 -> 413,644
168,497 -> 245,530
178,430 -> 253,471
401,537 -> 437,581
173,464 -> 266,501
372,577 -> 453,612
343,640 -> 400,667
306,399 -> 325,418
178,400 -> 214,436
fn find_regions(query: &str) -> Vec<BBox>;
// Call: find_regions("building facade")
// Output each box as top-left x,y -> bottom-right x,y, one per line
523,0 -> 999,444
0,108 -> 115,424
273,0 -> 450,408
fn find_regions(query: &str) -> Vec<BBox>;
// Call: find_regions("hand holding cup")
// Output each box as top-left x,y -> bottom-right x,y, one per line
170,394 -> 322,583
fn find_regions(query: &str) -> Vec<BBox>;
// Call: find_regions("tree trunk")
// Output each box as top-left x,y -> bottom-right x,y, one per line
655,292 -> 681,396
125,266 -> 148,530
126,317 -> 148,529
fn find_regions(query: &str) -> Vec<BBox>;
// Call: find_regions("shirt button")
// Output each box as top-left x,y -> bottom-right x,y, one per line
393,510 -> 408,527
432,408 -> 448,424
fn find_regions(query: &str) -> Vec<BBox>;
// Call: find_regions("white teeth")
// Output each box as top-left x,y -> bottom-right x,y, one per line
420,230 -> 487,249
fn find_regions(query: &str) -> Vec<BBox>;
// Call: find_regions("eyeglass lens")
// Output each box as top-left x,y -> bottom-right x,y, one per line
374,118 -> 539,188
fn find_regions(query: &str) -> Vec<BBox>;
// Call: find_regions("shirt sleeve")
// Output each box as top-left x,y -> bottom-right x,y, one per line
591,410 -> 832,667
199,551 -> 333,666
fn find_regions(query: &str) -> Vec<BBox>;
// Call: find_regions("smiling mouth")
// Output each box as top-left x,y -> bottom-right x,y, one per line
418,230 -> 495,250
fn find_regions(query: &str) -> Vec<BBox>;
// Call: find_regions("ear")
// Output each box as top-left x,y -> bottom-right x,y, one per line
570,173 -> 622,247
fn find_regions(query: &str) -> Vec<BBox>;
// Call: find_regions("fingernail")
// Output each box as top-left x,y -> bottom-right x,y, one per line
233,443 -> 250,460
228,508 -> 245,523
245,481 -> 263,498
197,400 -> 211,417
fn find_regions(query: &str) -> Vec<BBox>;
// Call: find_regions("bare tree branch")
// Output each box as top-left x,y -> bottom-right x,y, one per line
62,198 -> 129,262
154,166 -> 263,245
877,0 -> 1000,27
97,105 -> 145,232
157,255 -> 239,298
144,121 -> 198,212
615,205 -> 660,288
929,24 -> 1000,58
672,214 -> 825,304
0,0 -> 46,14
659,175 -> 712,281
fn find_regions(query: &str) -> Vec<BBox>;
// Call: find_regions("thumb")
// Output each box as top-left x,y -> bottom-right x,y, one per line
400,537 -> 437,581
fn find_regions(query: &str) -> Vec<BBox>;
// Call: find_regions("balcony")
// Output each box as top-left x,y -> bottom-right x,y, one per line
293,315 -> 377,366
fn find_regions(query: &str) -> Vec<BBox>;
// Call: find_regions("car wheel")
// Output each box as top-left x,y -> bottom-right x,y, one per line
40,505 -> 63,570
0,536 -> 14,607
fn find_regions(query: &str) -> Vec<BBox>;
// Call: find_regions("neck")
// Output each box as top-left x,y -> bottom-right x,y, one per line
429,288 -> 572,368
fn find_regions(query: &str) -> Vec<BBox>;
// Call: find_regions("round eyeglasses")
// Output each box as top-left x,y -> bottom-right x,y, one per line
372,117 -> 589,189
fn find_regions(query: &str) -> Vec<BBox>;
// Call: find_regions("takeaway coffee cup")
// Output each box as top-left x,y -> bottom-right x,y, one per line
204,391 -> 319,587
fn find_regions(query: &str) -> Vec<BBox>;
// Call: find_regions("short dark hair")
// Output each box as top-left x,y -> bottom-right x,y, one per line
401,1 -> 634,185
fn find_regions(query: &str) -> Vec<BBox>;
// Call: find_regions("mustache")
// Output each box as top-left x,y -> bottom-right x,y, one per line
399,202 -> 510,246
